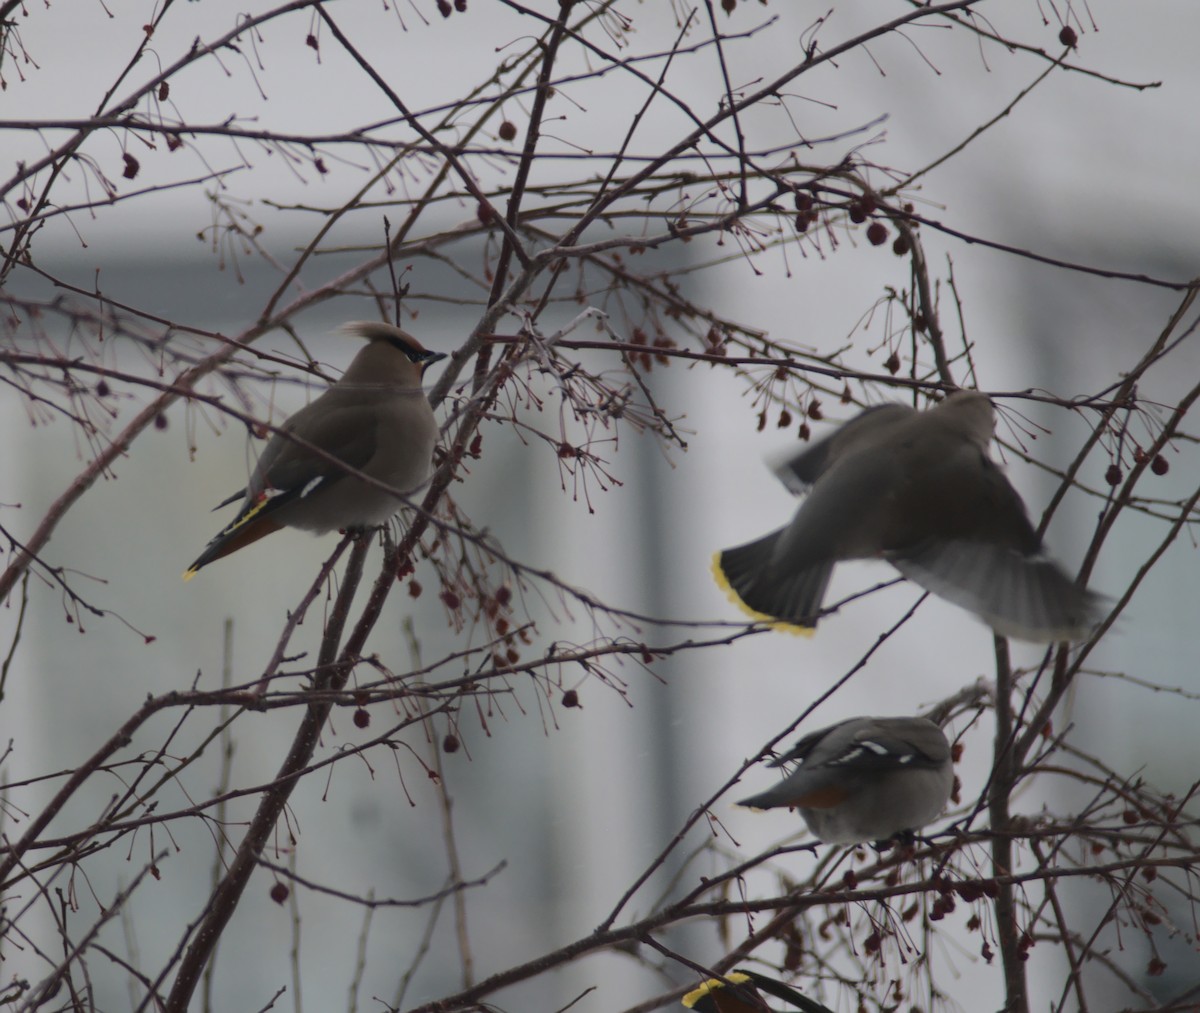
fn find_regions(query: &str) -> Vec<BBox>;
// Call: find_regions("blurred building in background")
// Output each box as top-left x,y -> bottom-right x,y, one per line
3,4 -> 1199,1010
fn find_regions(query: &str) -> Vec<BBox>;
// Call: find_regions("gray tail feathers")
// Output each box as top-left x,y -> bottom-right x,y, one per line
714,528 -> 834,629
738,779 -> 807,810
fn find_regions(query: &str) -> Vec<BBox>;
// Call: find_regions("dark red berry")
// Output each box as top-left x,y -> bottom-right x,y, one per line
1059,25 -> 1078,48
1105,464 -> 1122,486
1151,454 -> 1168,475
562,689 -> 579,708
930,895 -> 956,921
352,708 -> 370,729
443,734 -> 460,753
498,120 -> 518,142
956,881 -> 983,902
850,196 -> 877,223
270,882 -> 289,905
866,221 -> 889,246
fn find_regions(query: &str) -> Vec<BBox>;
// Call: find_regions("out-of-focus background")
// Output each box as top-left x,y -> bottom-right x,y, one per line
2,3 -> 1199,1011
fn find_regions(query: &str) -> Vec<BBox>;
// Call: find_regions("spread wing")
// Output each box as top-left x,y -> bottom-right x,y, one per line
769,403 -> 915,494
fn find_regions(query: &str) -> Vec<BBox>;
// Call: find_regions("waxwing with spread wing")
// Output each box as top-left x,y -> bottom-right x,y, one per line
713,391 -> 1105,642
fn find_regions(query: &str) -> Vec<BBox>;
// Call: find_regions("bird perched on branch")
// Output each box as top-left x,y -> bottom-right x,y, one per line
183,322 -> 446,580
712,391 -> 1104,642
682,968 -> 833,1013
738,715 -> 954,845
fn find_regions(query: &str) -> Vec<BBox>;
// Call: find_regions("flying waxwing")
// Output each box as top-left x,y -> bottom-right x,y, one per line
682,969 -> 833,1013
712,391 -> 1105,642
183,322 -> 446,580
738,716 -> 954,845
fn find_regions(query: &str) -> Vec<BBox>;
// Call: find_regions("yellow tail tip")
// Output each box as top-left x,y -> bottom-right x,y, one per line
709,551 -> 816,638
181,568 -> 198,583
682,972 -> 754,1008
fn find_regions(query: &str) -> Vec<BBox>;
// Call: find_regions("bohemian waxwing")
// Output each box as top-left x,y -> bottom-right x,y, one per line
682,969 -> 833,1013
183,322 -> 445,580
712,391 -> 1105,642
738,715 -> 954,845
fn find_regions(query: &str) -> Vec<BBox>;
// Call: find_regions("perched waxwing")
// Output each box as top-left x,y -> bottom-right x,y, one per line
738,716 -> 954,845
712,391 -> 1105,642
183,322 -> 446,580
682,969 -> 833,1013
